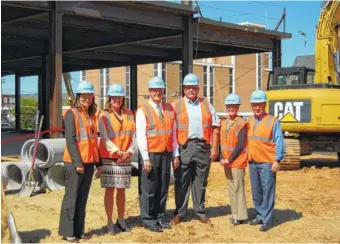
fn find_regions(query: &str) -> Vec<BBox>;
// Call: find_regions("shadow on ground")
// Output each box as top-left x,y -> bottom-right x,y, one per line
301,158 -> 339,168
18,229 -> 51,243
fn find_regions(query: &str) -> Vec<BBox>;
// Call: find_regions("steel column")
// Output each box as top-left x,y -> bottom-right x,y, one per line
49,2 -> 62,138
272,39 -> 282,69
181,16 -> 193,96
39,56 -> 50,137
130,65 -> 138,111
14,74 -> 20,130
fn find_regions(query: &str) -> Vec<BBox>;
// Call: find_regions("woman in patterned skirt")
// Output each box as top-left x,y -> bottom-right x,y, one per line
98,83 -> 136,234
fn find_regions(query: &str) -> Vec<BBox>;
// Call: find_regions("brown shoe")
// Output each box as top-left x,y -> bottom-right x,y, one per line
170,216 -> 181,225
198,217 -> 211,224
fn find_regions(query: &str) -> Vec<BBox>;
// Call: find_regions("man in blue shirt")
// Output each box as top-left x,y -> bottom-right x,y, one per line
247,90 -> 285,232
171,73 -> 220,225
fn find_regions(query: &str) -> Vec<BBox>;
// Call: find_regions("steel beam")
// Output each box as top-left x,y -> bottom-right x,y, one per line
1,1 -> 52,11
1,12 -> 47,25
99,44 -> 172,57
1,25 -> 49,37
197,29 -> 273,51
130,65 -> 138,111
15,74 -> 20,130
49,2 -> 63,138
182,16 -> 193,95
59,1 -> 185,30
63,30 -> 181,54
65,51 -> 133,62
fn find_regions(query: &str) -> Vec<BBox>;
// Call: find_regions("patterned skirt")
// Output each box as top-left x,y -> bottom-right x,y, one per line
101,159 -> 131,189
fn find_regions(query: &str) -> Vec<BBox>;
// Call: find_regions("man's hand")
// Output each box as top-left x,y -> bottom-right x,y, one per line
219,158 -> 225,166
210,146 -> 219,161
76,164 -> 84,174
143,160 -> 152,173
271,161 -> 280,173
172,157 -> 180,170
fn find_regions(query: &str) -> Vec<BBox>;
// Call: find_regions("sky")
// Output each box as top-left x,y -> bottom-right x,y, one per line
1,0 -> 322,95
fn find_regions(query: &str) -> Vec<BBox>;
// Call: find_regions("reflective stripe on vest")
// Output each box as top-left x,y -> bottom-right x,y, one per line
73,109 -> 96,141
103,111 -> 134,138
175,98 -> 211,131
221,145 -> 247,152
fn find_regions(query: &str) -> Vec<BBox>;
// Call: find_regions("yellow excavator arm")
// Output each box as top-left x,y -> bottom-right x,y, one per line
315,0 -> 340,85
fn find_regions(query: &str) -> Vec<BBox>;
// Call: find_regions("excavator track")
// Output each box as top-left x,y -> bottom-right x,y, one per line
281,138 -> 301,170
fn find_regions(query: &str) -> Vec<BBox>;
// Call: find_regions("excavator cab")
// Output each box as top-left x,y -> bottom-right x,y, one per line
267,66 -> 339,90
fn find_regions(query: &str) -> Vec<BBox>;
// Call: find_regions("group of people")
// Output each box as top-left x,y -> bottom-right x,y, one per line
58,72 -> 285,242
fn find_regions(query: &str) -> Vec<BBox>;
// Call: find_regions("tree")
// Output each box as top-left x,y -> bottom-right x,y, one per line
10,97 -> 38,130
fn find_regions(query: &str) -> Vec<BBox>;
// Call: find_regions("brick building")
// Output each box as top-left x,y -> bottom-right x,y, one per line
82,52 -> 272,114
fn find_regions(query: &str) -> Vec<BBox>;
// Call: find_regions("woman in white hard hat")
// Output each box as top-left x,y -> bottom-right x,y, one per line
98,83 -> 135,234
59,80 -> 102,242
220,93 -> 249,225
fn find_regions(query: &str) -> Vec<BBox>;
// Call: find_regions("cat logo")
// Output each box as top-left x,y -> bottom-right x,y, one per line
269,100 -> 311,123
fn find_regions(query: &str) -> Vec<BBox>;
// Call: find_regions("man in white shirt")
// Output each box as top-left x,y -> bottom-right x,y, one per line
136,76 -> 179,232
171,73 -> 220,225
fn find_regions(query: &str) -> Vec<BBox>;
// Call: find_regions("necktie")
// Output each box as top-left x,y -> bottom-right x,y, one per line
156,104 -> 164,123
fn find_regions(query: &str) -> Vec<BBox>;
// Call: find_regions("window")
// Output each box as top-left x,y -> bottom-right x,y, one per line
153,63 -> 167,102
265,52 -> 273,70
179,64 -> 183,96
81,70 -> 86,81
209,66 -> 214,105
125,66 -> 130,109
203,66 -> 214,105
162,63 -> 167,102
229,68 -> 233,94
100,69 -> 109,108
3,97 -> 8,104
153,63 -> 158,77
203,66 -> 208,98
257,53 -> 262,90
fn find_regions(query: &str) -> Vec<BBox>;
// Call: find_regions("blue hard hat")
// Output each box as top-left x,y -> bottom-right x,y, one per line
148,76 -> 165,89
250,90 -> 267,103
76,80 -> 95,94
107,84 -> 125,97
183,73 -> 199,86
224,93 -> 241,105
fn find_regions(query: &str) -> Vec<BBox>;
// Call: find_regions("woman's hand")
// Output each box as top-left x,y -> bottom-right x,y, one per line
76,164 -> 84,174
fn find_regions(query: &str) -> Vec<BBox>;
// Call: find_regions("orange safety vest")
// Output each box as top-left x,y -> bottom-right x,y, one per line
140,102 -> 175,153
98,109 -> 135,159
220,117 -> 248,168
63,108 -> 100,163
173,97 -> 212,146
248,114 -> 276,163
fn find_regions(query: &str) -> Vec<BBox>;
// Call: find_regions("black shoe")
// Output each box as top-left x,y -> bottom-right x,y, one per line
116,219 -> 131,232
157,221 -> 172,229
231,219 -> 247,225
144,224 -> 163,232
259,224 -> 271,232
248,219 -> 263,225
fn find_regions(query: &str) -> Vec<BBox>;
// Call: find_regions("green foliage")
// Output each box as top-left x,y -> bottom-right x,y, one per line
10,97 -> 38,130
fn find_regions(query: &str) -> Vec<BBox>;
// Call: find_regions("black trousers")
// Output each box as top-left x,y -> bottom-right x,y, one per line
174,141 -> 211,219
138,151 -> 171,226
58,163 -> 94,239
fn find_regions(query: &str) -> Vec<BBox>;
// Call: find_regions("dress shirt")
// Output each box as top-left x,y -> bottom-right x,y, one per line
136,99 -> 179,161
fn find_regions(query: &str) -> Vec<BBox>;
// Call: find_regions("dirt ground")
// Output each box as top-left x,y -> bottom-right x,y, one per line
4,154 -> 340,243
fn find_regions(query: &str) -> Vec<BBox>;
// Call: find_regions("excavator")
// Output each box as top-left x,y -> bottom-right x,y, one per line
266,1 -> 340,169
